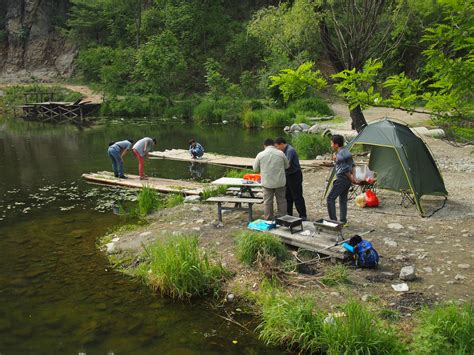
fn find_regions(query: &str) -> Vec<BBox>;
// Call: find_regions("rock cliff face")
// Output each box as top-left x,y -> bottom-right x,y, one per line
0,0 -> 76,81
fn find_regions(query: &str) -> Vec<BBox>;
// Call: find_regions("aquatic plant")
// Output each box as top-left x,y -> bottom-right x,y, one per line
320,264 -> 350,286
411,302 -> 474,354
137,187 -> 160,216
291,133 -> 331,159
235,231 -> 288,266
136,236 -> 229,299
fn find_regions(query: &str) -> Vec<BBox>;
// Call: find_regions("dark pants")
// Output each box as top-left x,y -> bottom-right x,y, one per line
286,170 -> 307,219
327,175 -> 352,223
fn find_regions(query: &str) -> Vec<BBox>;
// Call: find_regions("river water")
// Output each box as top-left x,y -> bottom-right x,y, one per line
0,118 -> 286,353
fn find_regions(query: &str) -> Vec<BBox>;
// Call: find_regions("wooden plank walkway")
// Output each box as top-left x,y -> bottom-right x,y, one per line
82,171 -> 205,195
149,149 -> 332,168
268,221 -> 347,259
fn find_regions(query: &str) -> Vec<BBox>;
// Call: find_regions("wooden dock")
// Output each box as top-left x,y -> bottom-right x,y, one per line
268,222 -> 348,259
82,171 -> 205,195
14,92 -> 100,125
149,149 -> 333,169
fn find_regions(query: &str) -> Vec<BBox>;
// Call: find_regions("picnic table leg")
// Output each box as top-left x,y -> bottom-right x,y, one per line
248,203 -> 253,222
217,202 -> 223,222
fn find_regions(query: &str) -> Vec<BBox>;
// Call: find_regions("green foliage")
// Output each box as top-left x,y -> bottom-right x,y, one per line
163,193 -> 184,208
235,231 -> 288,266
200,185 -> 227,200
287,97 -> 333,117
291,133 -> 331,160
242,108 -> 295,128
319,301 -> 405,354
257,286 -> 404,354
137,187 -> 160,216
193,97 -> 244,124
320,264 -> 350,286
101,95 -> 167,117
269,62 -> 327,103
412,303 -> 474,354
225,169 -> 253,178
135,236 -> 229,299
3,85 -> 82,108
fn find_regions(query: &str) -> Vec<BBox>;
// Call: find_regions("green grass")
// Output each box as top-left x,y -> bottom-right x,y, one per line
135,235 -> 229,299
287,97 -> 333,117
411,303 -> 474,354
137,187 -> 160,216
320,264 -> 350,286
2,84 -> 83,109
242,108 -> 295,128
193,97 -> 244,124
225,168 -> 254,178
235,231 -> 289,266
163,193 -> 184,208
257,286 -> 404,354
201,185 -> 228,200
291,133 -> 331,159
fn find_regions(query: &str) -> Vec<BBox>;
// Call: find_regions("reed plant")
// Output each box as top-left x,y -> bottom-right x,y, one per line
201,185 -> 227,200
235,231 -> 289,266
242,108 -> 295,128
291,133 -> 331,159
137,187 -> 160,216
135,236 -> 229,299
164,193 -> 184,208
411,302 -> 473,354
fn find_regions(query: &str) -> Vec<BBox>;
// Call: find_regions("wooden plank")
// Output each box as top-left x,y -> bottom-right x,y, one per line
149,149 -> 332,169
268,222 -> 347,259
82,171 -> 205,195
206,196 -> 263,204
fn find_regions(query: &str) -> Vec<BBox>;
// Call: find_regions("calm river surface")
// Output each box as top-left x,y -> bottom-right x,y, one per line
0,118 -> 286,354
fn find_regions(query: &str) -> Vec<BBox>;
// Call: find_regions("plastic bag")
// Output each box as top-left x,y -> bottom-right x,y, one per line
355,193 -> 366,208
365,189 -> 379,207
354,165 -> 375,183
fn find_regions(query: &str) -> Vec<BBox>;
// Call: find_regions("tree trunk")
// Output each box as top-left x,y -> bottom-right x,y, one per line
349,105 -> 367,132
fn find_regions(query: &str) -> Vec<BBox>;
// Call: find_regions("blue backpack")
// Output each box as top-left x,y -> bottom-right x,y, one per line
354,240 -> 379,268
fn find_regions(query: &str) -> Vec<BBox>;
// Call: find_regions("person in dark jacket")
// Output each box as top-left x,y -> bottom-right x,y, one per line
107,139 -> 134,178
327,134 -> 355,224
275,137 -> 307,220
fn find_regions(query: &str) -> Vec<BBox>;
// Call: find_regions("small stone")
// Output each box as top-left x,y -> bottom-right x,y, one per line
226,294 -> 235,302
106,243 -> 116,255
330,292 -> 340,297
361,294 -> 370,302
195,219 -> 205,224
191,207 -> 202,212
458,264 -> 471,269
446,281 -> 455,285
392,283 -> 409,292
423,267 -> 433,273
384,238 -> 398,247
112,237 -> 120,242
388,223 -> 404,230
215,222 -> 224,228
455,274 -> 466,281
400,265 -> 416,281
184,195 -> 201,203
192,227 -> 201,231
139,231 -> 152,237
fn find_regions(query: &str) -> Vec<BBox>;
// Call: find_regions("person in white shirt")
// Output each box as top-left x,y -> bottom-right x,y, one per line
253,138 -> 290,220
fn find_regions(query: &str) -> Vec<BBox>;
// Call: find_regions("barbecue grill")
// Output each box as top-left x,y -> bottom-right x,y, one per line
275,215 -> 303,234
314,218 -> 344,241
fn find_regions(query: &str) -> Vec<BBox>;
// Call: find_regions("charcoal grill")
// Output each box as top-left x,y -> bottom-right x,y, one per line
314,218 -> 344,241
275,215 -> 303,234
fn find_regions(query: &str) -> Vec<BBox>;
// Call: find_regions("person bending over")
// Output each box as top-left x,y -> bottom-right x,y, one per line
132,137 -> 157,180
108,139 -> 134,178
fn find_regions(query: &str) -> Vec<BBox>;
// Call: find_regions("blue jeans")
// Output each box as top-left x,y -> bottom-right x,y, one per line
108,147 -> 123,177
327,175 -> 352,223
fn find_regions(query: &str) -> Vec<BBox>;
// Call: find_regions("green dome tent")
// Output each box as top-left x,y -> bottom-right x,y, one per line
324,118 -> 448,216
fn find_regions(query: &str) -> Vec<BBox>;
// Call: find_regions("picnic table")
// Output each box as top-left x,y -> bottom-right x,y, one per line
208,177 -> 264,222
211,177 -> 262,198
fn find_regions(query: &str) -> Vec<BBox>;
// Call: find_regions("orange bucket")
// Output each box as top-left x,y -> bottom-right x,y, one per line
243,173 -> 261,182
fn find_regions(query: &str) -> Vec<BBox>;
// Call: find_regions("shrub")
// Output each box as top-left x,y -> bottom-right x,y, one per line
200,185 -> 228,200
411,303 -> 474,354
235,231 -> 288,266
287,97 -> 333,117
225,168 -> 254,178
163,193 -> 184,208
291,133 -> 331,159
101,95 -> 167,117
320,264 -> 349,286
193,97 -> 244,124
137,187 -> 160,216
242,108 -> 294,128
136,236 -> 229,299
320,301 -> 405,354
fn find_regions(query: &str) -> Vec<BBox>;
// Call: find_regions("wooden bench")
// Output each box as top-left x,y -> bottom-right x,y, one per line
206,196 -> 263,222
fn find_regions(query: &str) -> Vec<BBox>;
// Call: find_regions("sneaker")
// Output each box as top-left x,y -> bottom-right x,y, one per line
139,176 -> 149,180
119,175 -> 128,179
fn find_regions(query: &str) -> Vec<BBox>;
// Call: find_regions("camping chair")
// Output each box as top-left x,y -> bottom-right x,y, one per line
348,180 -> 376,200
400,190 -> 416,208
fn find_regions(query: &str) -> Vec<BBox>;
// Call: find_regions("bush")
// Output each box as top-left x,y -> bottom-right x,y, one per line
235,231 -> 288,266
242,108 -> 295,128
287,97 -> 333,117
257,286 -> 405,354
163,193 -> 184,208
200,185 -> 228,200
225,168 -> 254,178
137,187 -> 160,216
101,95 -> 167,117
291,133 -> 331,159
411,303 -> 474,354
136,236 -> 229,299
193,97 -> 244,124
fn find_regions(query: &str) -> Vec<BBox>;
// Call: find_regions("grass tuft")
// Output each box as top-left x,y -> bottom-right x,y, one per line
137,187 -> 160,216
201,185 -> 228,200
135,235 -> 229,299
320,264 -> 350,286
163,193 -> 184,208
235,231 -> 288,266
411,303 -> 474,354
225,168 -> 254,178
291,133 -> 331,159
